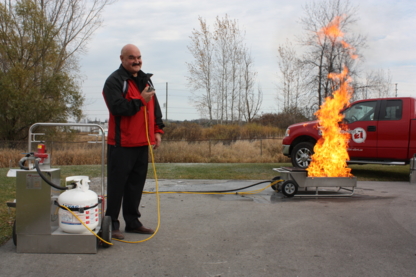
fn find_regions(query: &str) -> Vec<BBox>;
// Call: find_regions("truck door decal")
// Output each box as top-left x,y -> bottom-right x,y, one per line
351,127 -> 367,143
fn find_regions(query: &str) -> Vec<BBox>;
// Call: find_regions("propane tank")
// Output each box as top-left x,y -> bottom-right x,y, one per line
58,176 -> 99,233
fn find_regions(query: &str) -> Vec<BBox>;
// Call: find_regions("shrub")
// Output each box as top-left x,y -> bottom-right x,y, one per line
163,122 -> 202,141
203,124 -> 241,141
254,107 -> 309,130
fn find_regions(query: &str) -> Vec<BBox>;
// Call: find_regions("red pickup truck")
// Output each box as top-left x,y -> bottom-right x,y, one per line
282,97 -> 416,168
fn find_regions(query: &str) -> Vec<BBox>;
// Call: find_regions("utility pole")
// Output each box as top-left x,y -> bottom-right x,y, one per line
395,83 -> 398,97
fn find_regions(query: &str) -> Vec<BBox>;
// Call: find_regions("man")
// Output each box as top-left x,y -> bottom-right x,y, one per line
102,44 -> 164,240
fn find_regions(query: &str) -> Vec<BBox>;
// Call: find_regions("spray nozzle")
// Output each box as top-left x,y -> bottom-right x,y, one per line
146,73 -> 155,92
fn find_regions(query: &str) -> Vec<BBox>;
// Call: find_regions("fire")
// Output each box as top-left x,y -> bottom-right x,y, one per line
307,67 -> 353,177
307,16 -> 356,178
318,16 -> 344,40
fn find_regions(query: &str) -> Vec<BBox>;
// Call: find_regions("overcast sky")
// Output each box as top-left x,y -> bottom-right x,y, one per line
79,0 -> 416,122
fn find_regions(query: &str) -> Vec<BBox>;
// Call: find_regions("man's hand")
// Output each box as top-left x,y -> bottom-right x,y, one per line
154,133 -> 162,149
142,86 -> 155,103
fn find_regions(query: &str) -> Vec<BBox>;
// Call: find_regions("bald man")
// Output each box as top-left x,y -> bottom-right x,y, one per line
102,44 -> 165,240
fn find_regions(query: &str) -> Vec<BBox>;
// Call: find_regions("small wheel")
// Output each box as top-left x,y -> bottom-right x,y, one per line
12,220 -> 17,246
281,180 -> 298,198
101,216 -> 112,248
271,176 -> 282,192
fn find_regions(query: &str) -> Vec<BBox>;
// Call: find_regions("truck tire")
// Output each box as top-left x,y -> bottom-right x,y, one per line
291,142 -> 314,168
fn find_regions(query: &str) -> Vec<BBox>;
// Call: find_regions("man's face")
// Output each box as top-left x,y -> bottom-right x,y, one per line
120,46 -> 142,76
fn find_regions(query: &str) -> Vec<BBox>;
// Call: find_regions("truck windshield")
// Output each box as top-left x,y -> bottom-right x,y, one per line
343,101 -> 377,123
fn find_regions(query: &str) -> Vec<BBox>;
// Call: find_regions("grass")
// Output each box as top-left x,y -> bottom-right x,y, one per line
349,164 -> 410,181
0,168 -> 16,247
0,163 -> 411,246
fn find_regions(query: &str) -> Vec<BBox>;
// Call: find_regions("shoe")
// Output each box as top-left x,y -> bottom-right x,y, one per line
112,229 -> 125,240
125,226 -> 155,234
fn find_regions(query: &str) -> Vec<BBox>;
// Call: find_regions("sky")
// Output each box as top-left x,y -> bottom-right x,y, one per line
79,0 -> 416,122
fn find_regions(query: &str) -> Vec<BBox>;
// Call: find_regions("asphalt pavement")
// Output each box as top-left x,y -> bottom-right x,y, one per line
1,179 -> 415,277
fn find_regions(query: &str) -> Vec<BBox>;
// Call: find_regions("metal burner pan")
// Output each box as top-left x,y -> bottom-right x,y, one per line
272,167 -> 357,197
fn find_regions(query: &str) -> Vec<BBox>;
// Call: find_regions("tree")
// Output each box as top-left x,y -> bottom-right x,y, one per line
186,16 -> 215,123
298,0 -> 366,108
277,40 -> 308,112
240,50 -> 262,123
187,15 -> 262,124
353,69 -> 394,100
0,0 -> 112,140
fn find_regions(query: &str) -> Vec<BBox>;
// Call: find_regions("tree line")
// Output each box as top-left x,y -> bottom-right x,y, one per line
0,0 -> 394,141
187,0 -> 394,123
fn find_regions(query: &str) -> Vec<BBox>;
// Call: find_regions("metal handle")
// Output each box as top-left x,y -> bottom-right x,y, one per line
28,123 -> 106,197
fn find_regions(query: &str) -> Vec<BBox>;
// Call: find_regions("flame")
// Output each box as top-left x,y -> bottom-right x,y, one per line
340,41 -> 358,59
307,16 -> 356,178
318,16 -> 344,41
317,16 -> 358,60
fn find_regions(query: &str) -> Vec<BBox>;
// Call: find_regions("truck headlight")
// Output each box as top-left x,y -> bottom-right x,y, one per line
285,128 -> 290,137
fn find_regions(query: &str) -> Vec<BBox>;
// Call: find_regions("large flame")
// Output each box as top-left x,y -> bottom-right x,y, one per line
307,16 -> 356,178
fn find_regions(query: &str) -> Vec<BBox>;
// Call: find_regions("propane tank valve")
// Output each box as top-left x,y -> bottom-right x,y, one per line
34,143 -> 50,169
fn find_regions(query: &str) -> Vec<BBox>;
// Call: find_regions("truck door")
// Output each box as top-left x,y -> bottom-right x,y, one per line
377,99 -> 407,159
343,100 -> 379,159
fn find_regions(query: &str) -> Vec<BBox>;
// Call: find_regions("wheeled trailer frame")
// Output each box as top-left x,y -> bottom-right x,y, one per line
272,167 -> 357,198
8,123 -> 111,253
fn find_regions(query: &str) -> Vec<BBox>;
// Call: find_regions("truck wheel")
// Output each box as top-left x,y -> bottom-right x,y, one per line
291,142 -> 314,168
281,180 -> 298,197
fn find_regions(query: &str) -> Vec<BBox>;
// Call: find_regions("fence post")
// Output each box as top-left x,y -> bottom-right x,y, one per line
260,139 -> 263,157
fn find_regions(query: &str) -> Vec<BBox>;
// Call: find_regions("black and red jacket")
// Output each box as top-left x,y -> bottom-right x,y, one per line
103,65 -> 164,147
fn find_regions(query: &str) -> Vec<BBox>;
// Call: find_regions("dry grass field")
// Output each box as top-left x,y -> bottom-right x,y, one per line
0,138 -> 289,168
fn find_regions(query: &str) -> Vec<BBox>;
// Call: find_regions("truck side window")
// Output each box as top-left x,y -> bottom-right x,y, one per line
380,100 -> 402,120
343,101 -> 377,123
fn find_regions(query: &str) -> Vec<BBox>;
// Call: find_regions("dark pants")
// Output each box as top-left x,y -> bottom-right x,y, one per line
105,145 -> 149,231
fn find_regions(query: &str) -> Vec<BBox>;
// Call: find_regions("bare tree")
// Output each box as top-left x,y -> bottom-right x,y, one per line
186,17 -> 215,122
213,15 -> 234,123
187,14 -> 261,124
240,50 -> 262,122
353,69 -> 394,100
275,0 -> 396,122
372,69 -> 393,98
277,40 -> 308,111
298,0 -> 366,108
39,0 -> 113,72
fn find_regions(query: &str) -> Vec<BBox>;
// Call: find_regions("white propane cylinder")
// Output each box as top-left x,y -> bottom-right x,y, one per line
58,176 -> 99,233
